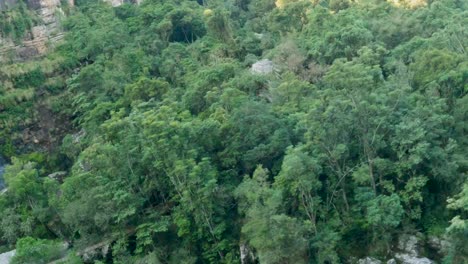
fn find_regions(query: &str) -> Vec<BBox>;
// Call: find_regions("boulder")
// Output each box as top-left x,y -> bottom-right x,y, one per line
394,234 -> 435,264
0,250 -> 16,264
104,0 -> 143,6
47,171 -> 67,182
398,235 -> 419,257
427,235 -> 451,256
105,0 -> 125,6
251,59 -> 275,75
72,129 -> 86,144
253,33 -> 264,39
394,253 -> 433,264
350,234 -> 437,264
240,243 -> 254,264
358,257 -> 382,264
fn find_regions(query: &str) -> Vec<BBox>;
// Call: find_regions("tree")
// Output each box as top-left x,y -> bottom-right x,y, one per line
220,101 -> 292,173
236,166 -> 309,264
446,181 -> 468,263
275,146 -> 322,233
1,0 -> 467,262
11,237 -> 63,264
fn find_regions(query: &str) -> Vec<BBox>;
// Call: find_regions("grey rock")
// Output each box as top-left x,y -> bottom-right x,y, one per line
253,33 -> 264,39
0,0 -> 67,60
0,0 -> 141,60
394,234 -> 435,264
48,171 -> 67,181
105,0 -> 125,6
251,59 -> 275,74
0,250 -> 15,264
398,235 -> 420,257
80,241 -> 111,262
358,257 -> 382,264
240,243 -> 255,264
387,259 -> 397,264
395,253 -> 434,264
104,0 -> 143,6
72,129 -> 86,144
428,235 -> 451,255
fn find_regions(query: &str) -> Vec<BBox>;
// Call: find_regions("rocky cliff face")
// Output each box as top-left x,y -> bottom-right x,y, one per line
0,0 -> 142,60
0,0 -> 19,11
0,0 -> 75,61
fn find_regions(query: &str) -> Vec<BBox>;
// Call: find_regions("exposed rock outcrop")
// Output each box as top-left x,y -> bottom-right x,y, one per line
48,171 -> 67,182
251,59 -> 275,75
0,250 -> 15,264
0,0 -> 145,60
394,254 -> 433,264
398,235 -> 420,257
355,234 -> 443,264
357,257 -> 382,264
0,0 -> 75,60
427,235 -> 451,257
104,0 -> 143,7
106,0 -> 125,6
395,235 -> 435,264
240,243 -> 255,264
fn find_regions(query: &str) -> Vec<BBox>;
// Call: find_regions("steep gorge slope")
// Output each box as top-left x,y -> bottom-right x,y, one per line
0,0 -> 74,60
0,0 -> 142,60
0,0 -> 466,263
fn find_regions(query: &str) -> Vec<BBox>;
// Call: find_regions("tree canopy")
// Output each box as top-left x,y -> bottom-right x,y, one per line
0,0 -> 466,263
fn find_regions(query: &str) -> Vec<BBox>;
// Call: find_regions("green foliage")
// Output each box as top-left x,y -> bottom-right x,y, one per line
445,182 -> 468,263
3,158 -> 42,203
0,1 -> 36,43
11,237 -> 63,264
366,194 -> 404,228
0,0 -> 466,263
236,166 -> 309,264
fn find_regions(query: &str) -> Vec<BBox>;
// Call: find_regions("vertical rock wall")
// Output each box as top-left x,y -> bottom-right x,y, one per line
0,0 -> 75,60
0,0 -> 142,60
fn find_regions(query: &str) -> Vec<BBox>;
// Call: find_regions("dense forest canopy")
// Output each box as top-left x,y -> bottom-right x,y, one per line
0,0 -> 467,263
